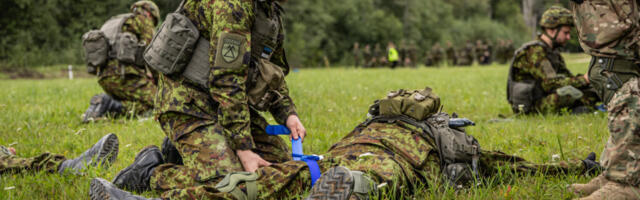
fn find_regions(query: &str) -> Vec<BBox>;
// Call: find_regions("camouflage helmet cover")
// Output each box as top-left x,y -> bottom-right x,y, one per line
131,1 -> 161,22
540,6 -> 574,28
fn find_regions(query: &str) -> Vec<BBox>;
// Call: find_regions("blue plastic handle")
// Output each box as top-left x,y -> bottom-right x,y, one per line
266,125 -> 303,161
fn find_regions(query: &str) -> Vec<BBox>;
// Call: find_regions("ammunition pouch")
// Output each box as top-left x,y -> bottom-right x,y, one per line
116,32 -> 146,67
82,30 -> 109,75
144,12 -> 211,88
508,80 -> 537,114
588,56 -> 640,104
556,85 -> 583,102
247,59 -> 286,111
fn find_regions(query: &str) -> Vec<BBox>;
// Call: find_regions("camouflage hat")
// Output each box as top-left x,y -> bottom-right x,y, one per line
131,1 -> 160,23
540,6 -> 573,28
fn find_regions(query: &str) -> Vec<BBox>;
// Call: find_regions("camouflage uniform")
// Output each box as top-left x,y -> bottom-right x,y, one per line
150,0 -> 296,199
572,0 -> 640,188
97,6 -> 158,115
150,118 -> 590,199
445,42 -> 456,66
428,43 -> 444,67
0,152 -> 65,174
509,39 -> 599,114
455,43 -> 474,66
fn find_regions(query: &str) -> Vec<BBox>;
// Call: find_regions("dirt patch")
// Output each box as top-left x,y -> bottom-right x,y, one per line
0,67 -> 93,79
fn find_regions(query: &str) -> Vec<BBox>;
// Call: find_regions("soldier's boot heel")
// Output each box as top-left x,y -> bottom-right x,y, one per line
305,166 -> 374,200
90,178 -> 156,200
112,145 -> 164,192
569,175 -> 608,197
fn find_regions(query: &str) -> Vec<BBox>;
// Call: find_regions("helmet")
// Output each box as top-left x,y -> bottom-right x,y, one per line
540,6 -> 573,29
131,1 -> 161,23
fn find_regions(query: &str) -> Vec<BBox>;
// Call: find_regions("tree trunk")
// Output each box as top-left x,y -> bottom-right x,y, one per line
522,0 -> 538,40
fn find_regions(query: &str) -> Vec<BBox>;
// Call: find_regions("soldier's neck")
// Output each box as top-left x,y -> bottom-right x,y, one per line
539,34 -> 554,49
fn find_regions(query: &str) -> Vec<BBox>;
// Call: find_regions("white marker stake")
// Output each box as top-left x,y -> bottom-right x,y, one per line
68,65 -> 74,80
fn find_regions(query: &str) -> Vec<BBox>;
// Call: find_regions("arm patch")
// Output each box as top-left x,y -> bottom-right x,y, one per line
215,32 -> 247,69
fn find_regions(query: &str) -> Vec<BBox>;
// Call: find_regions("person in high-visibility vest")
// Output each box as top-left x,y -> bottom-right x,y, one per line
387,42 -> 399,69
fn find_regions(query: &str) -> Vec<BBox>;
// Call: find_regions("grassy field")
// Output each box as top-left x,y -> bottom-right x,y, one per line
0,54 -> 609,199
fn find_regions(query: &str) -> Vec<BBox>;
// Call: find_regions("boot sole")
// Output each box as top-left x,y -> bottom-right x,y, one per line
83,94 -> 105,123
96,133 -> 119,167
90,178 -> 114,200
306,166 -> 354,200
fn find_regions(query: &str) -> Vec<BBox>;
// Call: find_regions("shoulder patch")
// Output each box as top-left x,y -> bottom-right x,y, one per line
216,32 -> 246,68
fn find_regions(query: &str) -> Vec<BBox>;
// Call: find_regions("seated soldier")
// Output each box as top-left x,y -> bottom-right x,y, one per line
507,6 -> 599,115
1,134 -> 118,175
89,88 -> 601,200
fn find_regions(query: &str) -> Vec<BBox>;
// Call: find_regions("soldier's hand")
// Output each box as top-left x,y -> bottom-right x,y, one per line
583,73 -> 590,84
237,150 -> 271,172
286,115 -> 306,142
8,147 -> 15,155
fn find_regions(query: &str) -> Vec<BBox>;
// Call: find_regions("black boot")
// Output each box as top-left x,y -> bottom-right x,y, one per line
112,146 -> 164,192
90,178 -> 159,200
582,152 -> 603,175
58,133 -> 119,175
83,94 -> 125,123
161,137 -> 183,165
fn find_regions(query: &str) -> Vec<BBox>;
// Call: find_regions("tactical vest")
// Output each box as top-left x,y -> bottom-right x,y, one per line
364,89 -> 481,187
144,0 -> 289,111
506,41 -> 549,114
82,14 -> 146,75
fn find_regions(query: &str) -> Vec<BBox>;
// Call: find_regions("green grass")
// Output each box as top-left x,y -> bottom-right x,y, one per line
0,54 -> 608,199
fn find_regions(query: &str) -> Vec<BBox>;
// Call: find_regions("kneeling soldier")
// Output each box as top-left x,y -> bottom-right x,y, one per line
90,88 -> 601,199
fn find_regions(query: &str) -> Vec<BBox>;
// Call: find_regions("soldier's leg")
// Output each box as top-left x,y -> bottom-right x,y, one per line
150,121 -> 244,193
536,93 -> 576,113
478,150 -> 587,176
249,111 -> 290,163
98,71 -> 156,114
578,87 -> 600,108
599,77 -> 640,186
0,152 -> 66,174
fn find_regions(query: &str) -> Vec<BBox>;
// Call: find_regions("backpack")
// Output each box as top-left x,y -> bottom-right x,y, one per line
82,13 -> 144,75
366,88 -> 481,187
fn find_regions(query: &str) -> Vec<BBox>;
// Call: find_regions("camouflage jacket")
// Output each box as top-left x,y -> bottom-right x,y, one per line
158,0 -> 296,150
572,0 -> 640,60
511,39 -> 589,93
100,12 -> 155,77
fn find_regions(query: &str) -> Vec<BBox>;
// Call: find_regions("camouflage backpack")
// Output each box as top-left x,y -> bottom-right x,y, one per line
366,88 -> 481,187
82,13 -> 145,75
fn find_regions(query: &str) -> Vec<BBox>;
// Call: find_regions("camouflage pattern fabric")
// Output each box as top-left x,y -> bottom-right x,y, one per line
600,77 -> 640,186
98,12 -> 157,115
445,44 -> 456,66
0,152 -> 66,174
150,0 -> 297,198
429,44 -> 444,67
150,120 -> 589,199
510,39 -> 598,113
540,6 -> 574,28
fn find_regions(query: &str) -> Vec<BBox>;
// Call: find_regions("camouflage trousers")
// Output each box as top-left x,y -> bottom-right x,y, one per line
0,153 -> 66,174
600,77 -> 640,186
150,110 -> 290,199
535,86 -> 600,114
98,65 -> 156,115
149,144 -> 587,199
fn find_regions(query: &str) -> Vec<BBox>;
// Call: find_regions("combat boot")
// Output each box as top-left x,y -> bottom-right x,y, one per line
569,175 -> 608,197
112,145 -> 164,192
581,152 -> 603,175
579,181 -> 640,200
161,137 -> 183,165
90,178 -> 159,200
82,94 -> 125,123
305,166 -> 375,200
58,133 -> 119,175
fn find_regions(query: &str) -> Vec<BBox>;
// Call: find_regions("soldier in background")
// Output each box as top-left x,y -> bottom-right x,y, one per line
455,41 -> 474,66
428,43 -> 444,67
445,41 -> 456,66
352,42 -> 362,68
82,1 -> 161,123
406,41 -> 418,68
373,43 -> 383,67
362,44 -> 372,68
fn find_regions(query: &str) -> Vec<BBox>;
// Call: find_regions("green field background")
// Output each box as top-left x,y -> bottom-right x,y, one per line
0,54 -> 608,199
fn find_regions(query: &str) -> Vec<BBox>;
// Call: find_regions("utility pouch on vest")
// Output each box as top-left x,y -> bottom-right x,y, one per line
379,88 -> 440,121
247,59 -> 285,111
182,37 -> 212,88
556,85 -> 583,101
509,80 -> 536,113
144,13 -> 200,75
82,30 -> 109,74
116,32 -> 141,65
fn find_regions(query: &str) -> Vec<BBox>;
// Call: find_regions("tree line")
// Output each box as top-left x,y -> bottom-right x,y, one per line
0,0 -> 572,68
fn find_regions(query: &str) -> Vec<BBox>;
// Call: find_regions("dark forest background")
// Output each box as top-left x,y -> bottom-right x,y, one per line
0,0 -> 574,68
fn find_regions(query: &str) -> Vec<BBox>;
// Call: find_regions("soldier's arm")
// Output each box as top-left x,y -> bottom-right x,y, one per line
128,13 -> 155,45
208,0 -> 255,150
522,47 -> 588,92
267,18 -> 298,125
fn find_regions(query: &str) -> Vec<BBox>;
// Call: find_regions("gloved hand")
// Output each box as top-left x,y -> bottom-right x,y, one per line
582,152 -> 603,175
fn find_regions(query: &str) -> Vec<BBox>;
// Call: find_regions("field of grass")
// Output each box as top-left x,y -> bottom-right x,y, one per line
0,54 -> 609,199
